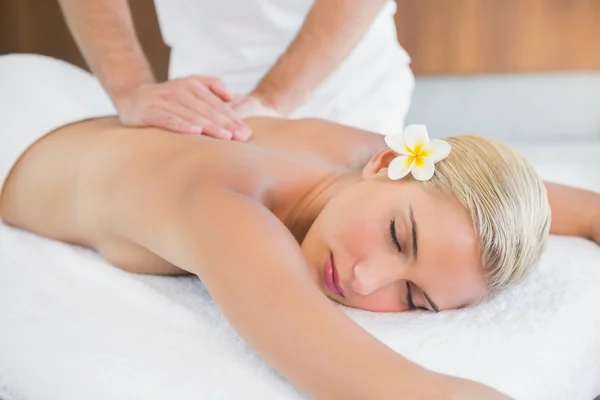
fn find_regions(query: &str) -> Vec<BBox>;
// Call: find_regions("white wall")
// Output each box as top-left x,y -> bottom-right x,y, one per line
406,72 -> 600,146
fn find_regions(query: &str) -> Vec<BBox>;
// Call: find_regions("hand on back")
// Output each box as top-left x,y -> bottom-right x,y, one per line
114,76 -> 252,141
230,94 -> 281,119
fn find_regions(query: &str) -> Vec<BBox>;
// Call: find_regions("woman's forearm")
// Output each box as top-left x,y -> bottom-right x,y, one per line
58,0 -> 155,105
545,181 -> 600,240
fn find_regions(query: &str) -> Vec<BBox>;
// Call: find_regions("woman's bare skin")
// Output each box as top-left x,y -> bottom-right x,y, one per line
0,116 -> 384,275
1,116 -> 598,399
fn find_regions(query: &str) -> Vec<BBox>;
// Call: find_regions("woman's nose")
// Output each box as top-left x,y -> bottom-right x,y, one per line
350,259 -> 404,296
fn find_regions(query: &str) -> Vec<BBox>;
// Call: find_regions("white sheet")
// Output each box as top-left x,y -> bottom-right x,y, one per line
0,54 -> 116,194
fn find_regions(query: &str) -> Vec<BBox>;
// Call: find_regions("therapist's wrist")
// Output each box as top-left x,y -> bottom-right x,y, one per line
251,83 -> 311,116
249,89 -> 285,114
110,75 -> 156,112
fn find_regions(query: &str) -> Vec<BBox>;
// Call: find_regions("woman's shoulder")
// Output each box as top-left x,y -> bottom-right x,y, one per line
55,116 -> 384,208
80,118 -> 321,203
246,117 -> 386,170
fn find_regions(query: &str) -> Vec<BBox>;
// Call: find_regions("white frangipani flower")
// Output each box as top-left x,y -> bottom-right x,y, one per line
384,124 -> 451,181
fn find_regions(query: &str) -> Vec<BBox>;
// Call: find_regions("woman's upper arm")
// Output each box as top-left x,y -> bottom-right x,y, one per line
545,181 -> 600,241
113,184 -> 431,398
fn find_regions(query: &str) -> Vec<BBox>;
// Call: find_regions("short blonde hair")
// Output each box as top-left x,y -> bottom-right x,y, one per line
421,135 -> 551,292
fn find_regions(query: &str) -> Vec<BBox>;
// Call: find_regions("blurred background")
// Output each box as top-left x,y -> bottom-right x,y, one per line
1,0 -> 600,148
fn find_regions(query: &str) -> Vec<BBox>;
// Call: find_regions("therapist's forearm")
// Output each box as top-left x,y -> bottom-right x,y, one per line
545,181 -> 600,240
252,0 -> 388,115
58,0 -> 155,106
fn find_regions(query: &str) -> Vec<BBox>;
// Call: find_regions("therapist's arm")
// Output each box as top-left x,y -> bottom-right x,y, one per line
247,0 -> 389,115
58,0 -> 249,139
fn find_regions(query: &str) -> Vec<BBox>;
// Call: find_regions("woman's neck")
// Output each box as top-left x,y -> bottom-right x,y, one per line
278,168 -> 363,244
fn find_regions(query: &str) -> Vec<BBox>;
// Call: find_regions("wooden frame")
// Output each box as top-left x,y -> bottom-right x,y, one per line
395,0 -> 600,75
2,0 -> 599,77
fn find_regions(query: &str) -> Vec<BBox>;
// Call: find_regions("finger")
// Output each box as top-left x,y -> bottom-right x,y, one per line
189,80 -> 246,127
163,103 -> 234,139
231,125 -> 252,142
192,76 -> 233,102
197,88 -> 246,129
181,87 -> 250,139
173,90 -> 240,136
208,80 -> 233,102
148,110 -> 204,135
168,104 -> 233,140
196,118 -> 238,140
230,123 -> 252,141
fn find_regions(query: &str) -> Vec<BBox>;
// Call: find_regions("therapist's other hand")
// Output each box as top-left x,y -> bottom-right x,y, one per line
231,95 -> 281,119
115,76 -> 252,141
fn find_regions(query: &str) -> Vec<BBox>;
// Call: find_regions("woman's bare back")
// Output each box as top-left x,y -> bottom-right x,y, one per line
0,116 -> 384,275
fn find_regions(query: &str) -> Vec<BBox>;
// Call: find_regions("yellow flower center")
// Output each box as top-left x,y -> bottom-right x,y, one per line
409,140 -> 431,159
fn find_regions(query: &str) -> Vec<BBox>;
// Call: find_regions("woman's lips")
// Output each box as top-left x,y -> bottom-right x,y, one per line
323,253 -> 345,298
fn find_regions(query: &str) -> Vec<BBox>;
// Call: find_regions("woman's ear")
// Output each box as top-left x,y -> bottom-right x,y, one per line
361,148 -> 398,179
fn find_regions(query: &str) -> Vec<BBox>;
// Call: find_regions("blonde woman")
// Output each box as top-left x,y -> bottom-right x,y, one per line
1,55 -> 599,399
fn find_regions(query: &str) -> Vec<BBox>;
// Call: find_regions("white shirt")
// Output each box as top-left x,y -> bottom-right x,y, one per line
153,0 -> 414,134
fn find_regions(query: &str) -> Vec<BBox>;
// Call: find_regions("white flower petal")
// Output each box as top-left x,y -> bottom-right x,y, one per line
411,158 -> 435,181
384,134 -> 411,155
403,125 -> 430,153
388,155 -> 415,180
425,139 -> 451,163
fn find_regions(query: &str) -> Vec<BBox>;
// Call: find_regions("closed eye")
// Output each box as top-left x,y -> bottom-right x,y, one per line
406,281 -> 430,312
389,219 -> 402,252
406,281 -> 415,311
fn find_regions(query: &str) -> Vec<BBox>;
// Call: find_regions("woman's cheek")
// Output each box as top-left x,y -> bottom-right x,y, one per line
346,218 -> 380,255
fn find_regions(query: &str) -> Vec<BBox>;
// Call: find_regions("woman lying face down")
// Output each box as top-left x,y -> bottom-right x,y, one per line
0,115 -> 592,400
300,127 -> 550,313
2,54 -> 599,399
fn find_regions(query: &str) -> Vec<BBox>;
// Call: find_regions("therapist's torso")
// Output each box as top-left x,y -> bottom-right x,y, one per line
153,0 -> 414,134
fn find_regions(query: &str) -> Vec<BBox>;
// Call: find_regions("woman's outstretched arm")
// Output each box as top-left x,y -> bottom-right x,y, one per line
104,173 -> 509,399
545,182 -> 600,244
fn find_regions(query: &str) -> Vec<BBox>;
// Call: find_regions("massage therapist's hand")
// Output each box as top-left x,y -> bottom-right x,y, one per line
114,76 -> 252,141
230,94 -> 281,119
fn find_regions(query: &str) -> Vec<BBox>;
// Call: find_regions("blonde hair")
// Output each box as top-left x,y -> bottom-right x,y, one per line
421,135 -> 551,292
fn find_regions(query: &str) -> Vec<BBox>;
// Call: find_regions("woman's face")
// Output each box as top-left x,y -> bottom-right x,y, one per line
301,151 -> 488,313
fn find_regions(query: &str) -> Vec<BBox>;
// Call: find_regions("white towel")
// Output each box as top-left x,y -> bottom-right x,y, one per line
1,218 -> 600,399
